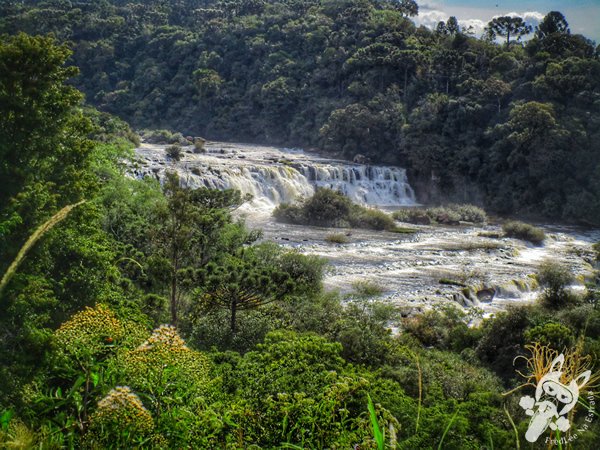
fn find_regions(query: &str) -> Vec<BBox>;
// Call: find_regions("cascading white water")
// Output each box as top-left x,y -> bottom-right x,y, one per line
133,142 -> 416,212
130,141 -> 599,314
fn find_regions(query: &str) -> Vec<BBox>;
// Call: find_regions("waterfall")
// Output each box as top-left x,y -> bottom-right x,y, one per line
132,142 -> 416,211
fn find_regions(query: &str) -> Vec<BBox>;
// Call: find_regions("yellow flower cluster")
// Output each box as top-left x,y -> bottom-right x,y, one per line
87,386 -> 154,443
137,324 -> 188,350
54,304 -> 124,359
121,325 -> 210,395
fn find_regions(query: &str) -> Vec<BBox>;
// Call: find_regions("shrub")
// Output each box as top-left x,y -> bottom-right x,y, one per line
350,206 -> 395,230
392,204 -> 487,225
524,322 -> 575,349
349,280 -> 385,298
402,305 -> 481,352
141,129 -> 187,145
228,330 -> 400,448
303,188 -> 352,226
502,220 -> 545,244
392,208 -> 431,224
272,202 -> 305,224
118,325 -> 211,408
166,145 -> 182,161
537,260 -> 576,308
53,304 -> 126,364
193,137 -> 206,153
85,386 -> 155,448
449,204 -> 487,223
273,188 -> 401,232
325,233 -> 349,244
428,206 -> 462,224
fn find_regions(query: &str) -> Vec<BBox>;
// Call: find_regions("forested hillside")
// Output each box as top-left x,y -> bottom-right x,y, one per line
2,4 -> 600,448
1,0 -> 599,223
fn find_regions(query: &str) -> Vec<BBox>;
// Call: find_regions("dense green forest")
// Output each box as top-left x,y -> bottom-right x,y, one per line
1,0 -> 599,223
1,2 -> 600,449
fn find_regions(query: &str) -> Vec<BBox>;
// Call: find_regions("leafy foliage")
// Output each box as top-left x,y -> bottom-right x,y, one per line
274,188 -> 399,231
502,220 -> 546,245
1,4 -> 598,223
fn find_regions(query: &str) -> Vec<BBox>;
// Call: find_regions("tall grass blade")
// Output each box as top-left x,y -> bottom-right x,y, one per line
503,404 -> 520,450
437,409 -> 459,450
556,430 -> 563,450
367,394 -> 384,450
0,200 -> 85,296
415,353 -> 422,434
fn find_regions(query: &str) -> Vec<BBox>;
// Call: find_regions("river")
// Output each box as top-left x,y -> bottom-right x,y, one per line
133,141 -> 599,315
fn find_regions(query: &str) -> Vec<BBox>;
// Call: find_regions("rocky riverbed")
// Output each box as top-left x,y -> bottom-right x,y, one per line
133,141 -> 600,316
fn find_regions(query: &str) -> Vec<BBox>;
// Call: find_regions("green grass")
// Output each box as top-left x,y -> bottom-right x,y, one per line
351,280 -> 385,298
389,225 -> 418,234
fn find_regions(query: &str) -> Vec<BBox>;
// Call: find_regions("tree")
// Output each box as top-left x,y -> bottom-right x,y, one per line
446,16 -> 460,35
0,33 -> 94,254
535,11 -> 569,39
537,261 -> 575,309
391,0 -> 418,17
196,246 -> 297,333
485,16 -> 532,47
482,77 -> 511,114
150,172 -> 253,326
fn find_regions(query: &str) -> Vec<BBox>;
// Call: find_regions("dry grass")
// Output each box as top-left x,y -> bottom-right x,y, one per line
437,241 -> 505,252
325,233 -> 349,244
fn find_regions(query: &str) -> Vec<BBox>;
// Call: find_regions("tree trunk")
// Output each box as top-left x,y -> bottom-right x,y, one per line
230,300 -> 237,333
170,271 -> 178,326
170,248 -> 179,326
403,67 -> 408,102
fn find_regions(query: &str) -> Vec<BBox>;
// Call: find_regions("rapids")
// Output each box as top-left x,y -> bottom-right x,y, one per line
133,142 -> 599,315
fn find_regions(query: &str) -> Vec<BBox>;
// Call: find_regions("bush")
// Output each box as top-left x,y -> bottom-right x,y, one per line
428,206 -> 462,224
448,204 -> 487,223
392,208 -> 431,224
502,220 -> 545,244
85,386 -> 155,448
349,206 -> 395,230
141,129 -> 187,145
272,202 -> 305,224
325,233 -> 349,244
303,188 -> 352,226
393,204 -> 487,225
524,322 -> 575,349
166,145 -> 182,161
193,137 -> 206,153
273,188 -> 400,231
537,260 -> 576,308
349,280 -> 385,298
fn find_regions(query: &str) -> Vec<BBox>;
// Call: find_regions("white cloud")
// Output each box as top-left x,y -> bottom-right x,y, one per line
495,11 -> 544,35
414,9 -> 448,29
458,19 -> 487,36
415,9 -> 545,39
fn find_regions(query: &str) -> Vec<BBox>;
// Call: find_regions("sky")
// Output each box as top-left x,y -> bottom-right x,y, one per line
414,0 -> 600,43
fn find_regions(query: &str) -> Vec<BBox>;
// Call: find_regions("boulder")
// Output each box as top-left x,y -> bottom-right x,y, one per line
353,154 -> 370,164
476,288 -> 496,302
